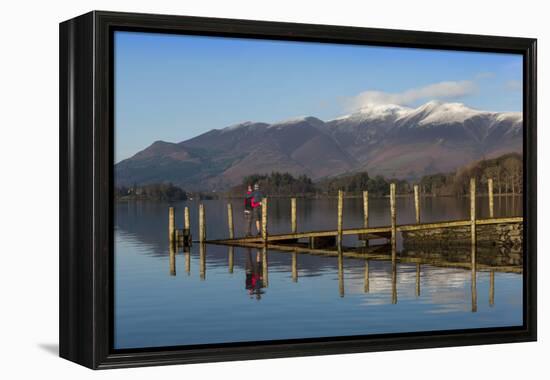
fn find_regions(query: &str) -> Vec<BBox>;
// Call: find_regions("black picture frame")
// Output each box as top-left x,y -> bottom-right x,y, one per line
59,10 -> 537,369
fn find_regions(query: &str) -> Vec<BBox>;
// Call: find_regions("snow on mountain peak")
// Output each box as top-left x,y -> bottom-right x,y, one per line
415,102 -> 486,126
335,103 -> 412,122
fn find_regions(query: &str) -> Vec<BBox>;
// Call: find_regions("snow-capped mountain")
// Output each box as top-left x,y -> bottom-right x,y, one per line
115,101 -> 522,189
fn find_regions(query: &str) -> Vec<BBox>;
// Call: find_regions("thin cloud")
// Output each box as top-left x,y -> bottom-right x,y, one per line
347,80 -> 477,111
504,80 -> 522,92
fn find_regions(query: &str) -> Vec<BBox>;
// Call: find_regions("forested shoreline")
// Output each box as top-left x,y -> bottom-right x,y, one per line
116,153 -> 522,201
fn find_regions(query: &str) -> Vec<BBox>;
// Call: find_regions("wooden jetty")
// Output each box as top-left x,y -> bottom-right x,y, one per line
168,177 -> 523,271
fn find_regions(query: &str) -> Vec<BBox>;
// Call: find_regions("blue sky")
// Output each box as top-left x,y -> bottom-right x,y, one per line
115,31 -> 523,162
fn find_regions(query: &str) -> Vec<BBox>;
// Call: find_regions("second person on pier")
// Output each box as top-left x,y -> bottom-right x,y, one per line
251,183 -> 264,236
244,184 -> 254,236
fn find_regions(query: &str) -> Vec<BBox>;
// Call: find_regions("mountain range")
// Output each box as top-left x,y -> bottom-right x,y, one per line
115,101 -> 522,190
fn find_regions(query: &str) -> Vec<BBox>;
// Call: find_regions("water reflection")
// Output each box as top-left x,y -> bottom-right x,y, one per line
245,248 -> 266,300
115,196 -> 523,349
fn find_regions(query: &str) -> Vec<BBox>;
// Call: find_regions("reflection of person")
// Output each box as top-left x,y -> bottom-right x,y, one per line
244,184 -> 253,236
251,183 -> 264,236
245,249 -> 265,300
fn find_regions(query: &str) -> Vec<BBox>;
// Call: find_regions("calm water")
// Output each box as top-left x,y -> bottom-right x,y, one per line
114,196 -> 523,349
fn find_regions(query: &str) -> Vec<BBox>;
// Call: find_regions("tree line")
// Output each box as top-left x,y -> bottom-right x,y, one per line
116,183 -> 187,201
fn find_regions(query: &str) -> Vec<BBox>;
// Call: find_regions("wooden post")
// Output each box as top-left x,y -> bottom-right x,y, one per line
168,207 -> 175,245
363,191 -> 369,228
169,241 -> 176,276
489,270 -> 495,307
364,260 -> 369,293
415,263 -> 421,297
488,178 -> 494,218
228,246 -> 234,274
261,198 -> 268,242
199,203 -> 206,243
227,203 -> 234,239
337,190 -> 344,247
390,183 -> 397,255
414,184 -> 420,224
471,235 -> 477,313
291,251 -> 298,283
291,198 -> 297,234
470,178 -> 476,251
199,243 -> 206,280
184,206 -> 190,231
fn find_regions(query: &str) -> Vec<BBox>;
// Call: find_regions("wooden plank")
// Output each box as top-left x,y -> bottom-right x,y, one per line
208,216 -> 522,244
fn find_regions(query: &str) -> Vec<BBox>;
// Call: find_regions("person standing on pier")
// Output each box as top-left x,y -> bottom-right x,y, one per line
244,184 -> 253,237
251,183 -> 264,236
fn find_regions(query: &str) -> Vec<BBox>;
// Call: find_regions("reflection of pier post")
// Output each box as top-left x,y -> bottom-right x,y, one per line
489,270 -> 495,307
184,246 -> 190,275
227,203 -> 234,239
338,247 -> 344,298
199,243 -> 206,280
262,247 -> 269,287
168,207 -> 175,246
291,198 -> 297,234
391,259 -> 397,304
291,251 -> 298,282
261,198 -> 268,243
364,260 -> 369,293
337,190 -> 344,248
488,178 -> 494,218
414,185 -> 420,224
228,246 -> 234,274
416,263 -> 421,297
471,244 -> 477,312
199,204 -> 206,243
169,241 -> 176,276
390,183 -> 397,256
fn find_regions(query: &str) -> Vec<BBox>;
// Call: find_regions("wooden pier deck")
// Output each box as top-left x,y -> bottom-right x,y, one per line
206,216 -> 523,245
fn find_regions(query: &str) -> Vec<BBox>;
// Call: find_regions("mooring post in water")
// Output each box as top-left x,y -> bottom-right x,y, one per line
261,198 -> 268,242
184,206 -> 190,232
414,184 -> 420,224
489,270 -> 495,307
488,178 -> 494,218
364,260 -> 370,293
291,251 -> 298,282
470,178 -> 476,249
168,207 -> 175,246
169,241 -> 176,276
363,191 -> 369,228
228,246 -> 234,274
199,203 -> 206,243
199,243 -> 206,280
227,203 -> 234,239
337,190 -> 344,247
291,198 -> 297,234
390,183 -> 397,254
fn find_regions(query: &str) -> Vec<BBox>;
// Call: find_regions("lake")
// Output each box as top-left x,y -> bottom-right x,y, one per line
114,195 -> 523,349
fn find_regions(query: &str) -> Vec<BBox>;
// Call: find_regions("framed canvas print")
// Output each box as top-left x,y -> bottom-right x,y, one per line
59,11 -> 537,369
